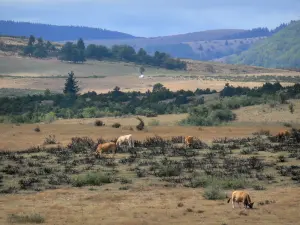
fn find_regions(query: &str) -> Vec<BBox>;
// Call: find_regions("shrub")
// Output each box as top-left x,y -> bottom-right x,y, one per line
283,122 -> 292,127
189,176 -> 209,188
67,137 -> 96,153
34,126 -> 41,132
19,177 -> 41,190
277,155 -> 286,163
7,213 -> 45,224
72,172 -> 112,187
112,122 -> 121,128
155,162 -> 182,177
220,177 -> 247,189
289,103 -> 295,114
94,120 -> 104,126
119,177 -> 132,184
253,184 -> 266,190
43,135 -> 57,145
203,185 -> 226,200
43,111 -> 56,124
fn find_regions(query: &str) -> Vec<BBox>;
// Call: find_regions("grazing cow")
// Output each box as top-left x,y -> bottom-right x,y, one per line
184,136 -> 193,147
276,129 -> 290,140
95,142 -> 116,156
116,134 -> 134,148
227,190 -> 254,209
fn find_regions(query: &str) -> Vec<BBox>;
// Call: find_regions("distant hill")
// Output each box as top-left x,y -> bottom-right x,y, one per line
81,29 -> 245,47
0,20 -> 293,62
0,20 -> 136,41
226,20 -> 300,68
80,23 -> 289,61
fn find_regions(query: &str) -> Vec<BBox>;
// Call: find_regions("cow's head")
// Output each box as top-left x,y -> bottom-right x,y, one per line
248,202 -> 254,209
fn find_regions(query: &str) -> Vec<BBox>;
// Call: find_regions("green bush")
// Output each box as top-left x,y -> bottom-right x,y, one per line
112,122 -> 121,128
7,213 -> 45,224
180,105 -> 236,126
203,185 -> 226,200
72,172 -> 112,187
43,112 -> 56,124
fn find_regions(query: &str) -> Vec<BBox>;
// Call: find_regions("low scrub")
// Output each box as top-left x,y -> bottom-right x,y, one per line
203,185 -> 226,200
43,135 -> 57,145
72,172 -> 112,187
7,213 -> 45,224
180,104 -> 236,126
112,122 -> 121,128
94,120 -> 105,126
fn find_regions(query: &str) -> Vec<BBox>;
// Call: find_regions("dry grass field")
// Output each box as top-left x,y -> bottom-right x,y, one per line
1,186 -> 299,225
1,54 -> 299,94
234,99 -> 300,124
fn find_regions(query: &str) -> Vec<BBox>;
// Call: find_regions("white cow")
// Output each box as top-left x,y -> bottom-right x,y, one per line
116,134 -> 134,148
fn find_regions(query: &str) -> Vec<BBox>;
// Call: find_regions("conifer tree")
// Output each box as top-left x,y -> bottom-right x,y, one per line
63,71 -> 80,96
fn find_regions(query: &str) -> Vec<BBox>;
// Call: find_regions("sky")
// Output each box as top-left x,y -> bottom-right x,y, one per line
0,0 -> 299,37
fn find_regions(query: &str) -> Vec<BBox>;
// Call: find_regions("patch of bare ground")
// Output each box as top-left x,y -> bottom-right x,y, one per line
0,186 -> 299,225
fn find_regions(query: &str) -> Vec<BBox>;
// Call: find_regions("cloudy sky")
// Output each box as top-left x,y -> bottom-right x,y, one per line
0,0 -> 299,37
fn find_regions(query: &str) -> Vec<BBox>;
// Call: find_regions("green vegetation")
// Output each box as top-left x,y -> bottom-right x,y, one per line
1,71 -> 300,126
22,35 -> 56,58
7,213 -> 45,224
5,33 -> 187,70
0,71 -> 215,123
65,41 -> 187,70
227,20 -> 300,68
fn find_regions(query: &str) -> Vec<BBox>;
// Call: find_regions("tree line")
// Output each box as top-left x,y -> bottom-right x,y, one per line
220,21 -> 293,40
59,39 -> 187,70
1,71 -> 300,125
21,35 -> 187,70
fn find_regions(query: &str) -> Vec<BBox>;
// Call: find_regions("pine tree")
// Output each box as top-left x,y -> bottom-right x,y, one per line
63,71 -> 80,96
77,38 -> 86,63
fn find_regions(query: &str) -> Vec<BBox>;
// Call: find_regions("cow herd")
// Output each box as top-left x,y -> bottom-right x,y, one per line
94,133 -> 255,209
95,134 -> 195,156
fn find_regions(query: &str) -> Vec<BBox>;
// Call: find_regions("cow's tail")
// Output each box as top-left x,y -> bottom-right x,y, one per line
227,195 -> 231,203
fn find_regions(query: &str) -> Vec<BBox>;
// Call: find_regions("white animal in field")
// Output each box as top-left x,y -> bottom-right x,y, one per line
116,134 -> 134,148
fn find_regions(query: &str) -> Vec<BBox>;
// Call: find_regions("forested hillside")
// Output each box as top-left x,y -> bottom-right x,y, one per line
226,20 -> 300,68
0,20 -> 136,41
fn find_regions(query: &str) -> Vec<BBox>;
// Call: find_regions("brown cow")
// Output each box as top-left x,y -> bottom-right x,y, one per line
276,129 -> 290,141
95,142 -> 116,156
227,190 -> 254,209
184,136 -> 193,147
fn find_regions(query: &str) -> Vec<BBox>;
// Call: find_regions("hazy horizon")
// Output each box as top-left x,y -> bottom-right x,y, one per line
0,0 -> 299,37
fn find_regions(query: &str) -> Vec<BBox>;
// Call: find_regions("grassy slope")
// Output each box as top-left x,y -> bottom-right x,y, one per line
227,20 -> 300,68
80,30 -> 265,61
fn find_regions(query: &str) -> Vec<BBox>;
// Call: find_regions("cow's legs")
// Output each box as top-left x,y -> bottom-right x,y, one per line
232,199 -> 235,209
